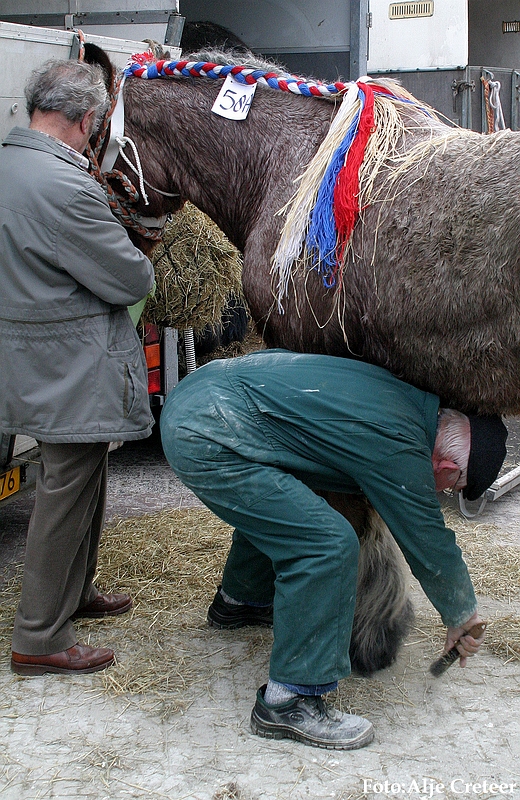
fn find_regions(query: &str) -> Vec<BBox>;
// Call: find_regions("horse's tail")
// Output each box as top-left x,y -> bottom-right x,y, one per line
323,493 -> 414,675
350,503 -> 414,674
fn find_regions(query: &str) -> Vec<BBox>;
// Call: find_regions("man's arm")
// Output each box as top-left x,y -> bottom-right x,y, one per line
56,183 -> 154,306
356,445 -> 478,630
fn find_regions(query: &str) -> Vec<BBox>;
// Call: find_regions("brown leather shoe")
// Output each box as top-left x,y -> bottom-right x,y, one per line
11,643 -> 115,676
71,591 -> 132,619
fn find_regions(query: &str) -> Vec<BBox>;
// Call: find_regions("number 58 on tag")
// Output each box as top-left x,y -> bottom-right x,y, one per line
212,74 -> 257,120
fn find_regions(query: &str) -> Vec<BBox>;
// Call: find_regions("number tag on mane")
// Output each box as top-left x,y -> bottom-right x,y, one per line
212,74 -> 257,120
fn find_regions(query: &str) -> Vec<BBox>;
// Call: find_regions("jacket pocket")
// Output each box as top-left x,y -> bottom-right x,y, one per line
105,342 -> 146,421
123,360 -> 137,418
105,310 -> 149,423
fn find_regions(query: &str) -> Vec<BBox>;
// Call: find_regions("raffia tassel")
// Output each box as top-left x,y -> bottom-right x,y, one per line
270,82 -> 361,308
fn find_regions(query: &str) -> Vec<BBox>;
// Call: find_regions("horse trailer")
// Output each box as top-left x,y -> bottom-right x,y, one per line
178,0 -> 520,132
1,2 -> 518,129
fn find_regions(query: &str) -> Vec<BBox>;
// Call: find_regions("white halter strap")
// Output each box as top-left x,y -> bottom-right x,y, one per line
99,74 -> 126,172
98,73 -> 178,230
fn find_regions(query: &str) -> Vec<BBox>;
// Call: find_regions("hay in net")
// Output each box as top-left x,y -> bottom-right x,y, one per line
143,202 -> 243,331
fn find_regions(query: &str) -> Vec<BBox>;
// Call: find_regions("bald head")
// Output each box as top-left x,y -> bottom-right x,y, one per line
432,409 -> 470,493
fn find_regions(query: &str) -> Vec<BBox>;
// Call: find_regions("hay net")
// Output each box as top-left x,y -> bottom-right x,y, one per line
143,202 -> 243,331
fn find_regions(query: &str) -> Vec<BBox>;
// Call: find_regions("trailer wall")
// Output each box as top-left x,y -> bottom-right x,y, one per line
0,0 -> 181,48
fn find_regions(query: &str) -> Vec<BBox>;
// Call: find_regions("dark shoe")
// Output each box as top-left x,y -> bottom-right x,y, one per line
207,587 -> 273,630
250,684 -> 374,750
11,644 -> 115,676
72,592 -> 132,619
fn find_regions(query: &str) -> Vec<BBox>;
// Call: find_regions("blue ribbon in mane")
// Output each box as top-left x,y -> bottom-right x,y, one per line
305,89 -> 366,288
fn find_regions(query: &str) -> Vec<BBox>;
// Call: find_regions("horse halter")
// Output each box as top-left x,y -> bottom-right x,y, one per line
85,60 -> 176,241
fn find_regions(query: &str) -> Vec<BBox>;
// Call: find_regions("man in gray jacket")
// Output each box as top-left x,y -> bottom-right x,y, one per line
0,60 -> 155,674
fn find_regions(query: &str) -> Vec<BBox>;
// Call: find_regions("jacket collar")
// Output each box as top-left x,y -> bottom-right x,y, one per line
2,127 -> 88,170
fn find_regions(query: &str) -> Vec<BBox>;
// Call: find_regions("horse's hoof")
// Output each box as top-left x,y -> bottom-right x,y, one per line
349,598 -> 415,676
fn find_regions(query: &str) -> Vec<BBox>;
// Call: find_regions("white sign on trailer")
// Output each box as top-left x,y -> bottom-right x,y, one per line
367,0 -> 469,71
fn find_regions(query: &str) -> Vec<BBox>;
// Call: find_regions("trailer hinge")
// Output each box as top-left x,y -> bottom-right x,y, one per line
367,11 -> 373,28
451,79 -> 475,112
70,32 -> 82,61
164,13 -> 185,47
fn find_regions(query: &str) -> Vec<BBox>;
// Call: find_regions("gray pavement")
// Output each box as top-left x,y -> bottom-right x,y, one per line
1,427 -> 519,799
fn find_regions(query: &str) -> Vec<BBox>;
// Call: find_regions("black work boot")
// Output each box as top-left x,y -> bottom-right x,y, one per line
250,685 -> 374,750
207,587 -> 273,629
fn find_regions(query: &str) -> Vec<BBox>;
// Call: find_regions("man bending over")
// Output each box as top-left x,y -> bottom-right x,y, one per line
160,349 -> 506,750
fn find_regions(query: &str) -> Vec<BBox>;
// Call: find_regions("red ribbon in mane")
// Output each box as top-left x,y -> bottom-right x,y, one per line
333,82 -> 376,263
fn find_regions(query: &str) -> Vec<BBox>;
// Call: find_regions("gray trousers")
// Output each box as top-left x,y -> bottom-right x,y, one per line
12,441 -> 109,655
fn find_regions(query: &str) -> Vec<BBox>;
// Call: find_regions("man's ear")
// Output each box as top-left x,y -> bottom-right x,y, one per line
79,108 -> 96,136
432,458 -> 460,492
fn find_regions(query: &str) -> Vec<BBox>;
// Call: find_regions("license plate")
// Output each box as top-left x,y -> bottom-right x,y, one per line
0,466 -> 20,501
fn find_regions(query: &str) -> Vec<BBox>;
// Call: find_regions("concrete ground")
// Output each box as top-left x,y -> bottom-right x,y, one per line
0,426 -> 519,800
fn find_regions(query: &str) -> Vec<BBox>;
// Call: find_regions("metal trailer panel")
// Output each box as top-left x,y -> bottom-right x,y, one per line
162,328 -> 179,395
368,67 -> 473,127
181,0 -> 350,51
0,21 -> 159,140
369,65 -> 520,131
0,0 -> 177,11
0,0 -> 180,46
367,0 -> 468,72
180,0 -> 355,80
469,0 -> 520,70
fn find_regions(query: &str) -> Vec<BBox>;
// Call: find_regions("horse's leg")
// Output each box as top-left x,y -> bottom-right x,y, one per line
322,492 -> 415,675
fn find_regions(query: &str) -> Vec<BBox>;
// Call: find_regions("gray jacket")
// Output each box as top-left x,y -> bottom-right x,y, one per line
0,127 -> 155,442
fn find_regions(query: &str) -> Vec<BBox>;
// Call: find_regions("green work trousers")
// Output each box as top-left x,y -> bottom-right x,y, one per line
161,374 -> 359,686
162,348 -> 477,685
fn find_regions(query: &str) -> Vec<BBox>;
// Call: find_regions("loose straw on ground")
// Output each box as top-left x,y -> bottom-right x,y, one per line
1,504 -> 518,718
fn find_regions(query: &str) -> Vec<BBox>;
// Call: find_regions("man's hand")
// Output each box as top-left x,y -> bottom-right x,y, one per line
444,611 -> 486,667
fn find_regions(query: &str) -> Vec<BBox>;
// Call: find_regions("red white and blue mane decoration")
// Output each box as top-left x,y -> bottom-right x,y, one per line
125,53 -> 354,96
125,55 -> 437,306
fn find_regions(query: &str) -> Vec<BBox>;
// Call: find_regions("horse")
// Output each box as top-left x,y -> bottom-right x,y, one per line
180,24 -> 252,357
85,45 -> 520,674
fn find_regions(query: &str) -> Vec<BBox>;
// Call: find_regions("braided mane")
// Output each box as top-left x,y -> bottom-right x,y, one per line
184,48 -> 298,80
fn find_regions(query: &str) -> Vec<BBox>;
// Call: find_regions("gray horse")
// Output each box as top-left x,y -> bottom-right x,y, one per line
89,46 -> 520,674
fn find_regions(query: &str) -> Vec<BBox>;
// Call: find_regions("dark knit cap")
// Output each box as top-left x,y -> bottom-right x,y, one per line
463,415 -> 508,501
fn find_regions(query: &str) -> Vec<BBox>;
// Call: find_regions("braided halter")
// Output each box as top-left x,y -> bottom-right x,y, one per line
86,72 -> 167,241
71,31 -> 162,239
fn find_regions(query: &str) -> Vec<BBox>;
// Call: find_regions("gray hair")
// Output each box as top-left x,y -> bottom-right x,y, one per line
435,408 -> 471,486
25,59 -> 109,127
